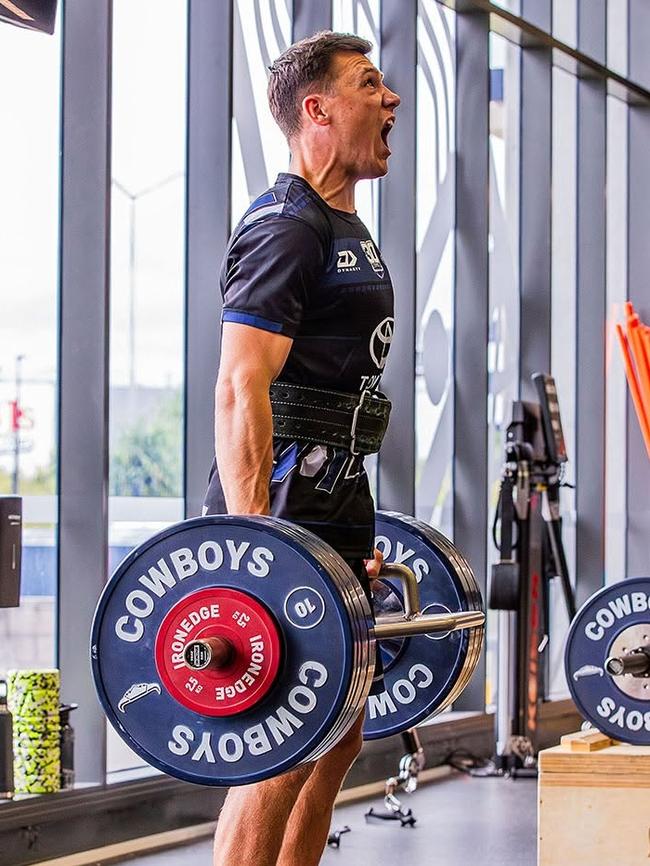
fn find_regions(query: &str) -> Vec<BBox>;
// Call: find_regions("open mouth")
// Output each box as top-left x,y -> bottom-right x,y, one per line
380,116 -> 395,149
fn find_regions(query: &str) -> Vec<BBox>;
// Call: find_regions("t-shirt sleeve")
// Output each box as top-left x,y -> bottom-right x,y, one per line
221,216 -> 325,338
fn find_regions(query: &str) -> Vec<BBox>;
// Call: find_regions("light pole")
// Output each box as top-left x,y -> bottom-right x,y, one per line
112,172 -> 184,388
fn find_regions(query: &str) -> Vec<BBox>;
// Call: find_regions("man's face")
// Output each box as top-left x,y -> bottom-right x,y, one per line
324,52 -> 400,180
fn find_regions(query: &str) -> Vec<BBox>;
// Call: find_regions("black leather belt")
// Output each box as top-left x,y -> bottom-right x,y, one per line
269,382 -> 391,455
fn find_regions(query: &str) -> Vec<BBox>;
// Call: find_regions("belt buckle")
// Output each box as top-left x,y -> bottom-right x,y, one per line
350,389 -> 370,456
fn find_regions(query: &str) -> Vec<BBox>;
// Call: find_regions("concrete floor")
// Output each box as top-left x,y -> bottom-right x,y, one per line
117,772 -> 537,866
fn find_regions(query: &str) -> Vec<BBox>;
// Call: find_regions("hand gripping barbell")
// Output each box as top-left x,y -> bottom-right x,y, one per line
91,511 -> 485,786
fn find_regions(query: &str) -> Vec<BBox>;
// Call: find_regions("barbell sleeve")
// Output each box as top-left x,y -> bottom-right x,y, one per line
375,560 -> 485,639
373,609 -> 486,640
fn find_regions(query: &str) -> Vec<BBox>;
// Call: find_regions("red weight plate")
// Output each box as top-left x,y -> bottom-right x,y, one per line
155,587 -> 282,716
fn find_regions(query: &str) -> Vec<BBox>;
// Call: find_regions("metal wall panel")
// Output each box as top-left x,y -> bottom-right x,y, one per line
626,3 -> 650,574
414,0 -> 457,535
292,0 -> 331,38
378,0 -> 417,514
231,0 -> 291,211
628,0 -> 650,91
521,0 -> 550,31
184,0 -> 233,518
518,39 -> 552,396
452,8 -> 490,708
577,0 -> 606,65
575,9 -> 607,604
57,0 -> 112,784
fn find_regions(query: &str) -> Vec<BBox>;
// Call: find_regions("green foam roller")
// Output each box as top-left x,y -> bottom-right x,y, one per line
13,742 -> 61,794
13,714 -> 60,726
12,723 -> 61,752
14,749 -> 60,771
13,716 -> 61,732
14,772 -> 60,794
7,669 -> 60,691
7,670 -> 60,717
14,741 -> 60,752
13,726 -> 60,750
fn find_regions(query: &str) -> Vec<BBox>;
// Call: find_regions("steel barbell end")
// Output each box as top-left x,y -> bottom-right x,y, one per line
373,609 -> 486,641
604,648 -> 650,678
183,637 -> 235,671
605,657 -> 625,677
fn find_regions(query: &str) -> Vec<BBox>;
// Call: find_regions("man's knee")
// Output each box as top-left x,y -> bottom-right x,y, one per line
217,762 -> 316,821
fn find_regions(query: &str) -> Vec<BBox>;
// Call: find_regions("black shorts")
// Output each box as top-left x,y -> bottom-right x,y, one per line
201,487 -> 384,698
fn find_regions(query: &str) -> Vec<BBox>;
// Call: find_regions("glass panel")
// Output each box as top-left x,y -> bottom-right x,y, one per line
332,0 -> 381,237
0,13 -> 61,676
486,33 -> 521,710
330,0 -> 382,495
605,93 -> 628,584
414,0 -> 456,536
607,0 -> 628,77
492,0 -> 522,14
548,66 -> 578,698
232,0 -> 292,224
108,0 -> 188,773
553,0 -> 577,48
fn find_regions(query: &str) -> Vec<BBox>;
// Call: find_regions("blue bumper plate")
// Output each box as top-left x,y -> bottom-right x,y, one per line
364,512 -> 484,740
91,515 -> 362,786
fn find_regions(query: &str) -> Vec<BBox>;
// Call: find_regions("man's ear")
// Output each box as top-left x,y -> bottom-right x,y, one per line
302,93 -> 331,128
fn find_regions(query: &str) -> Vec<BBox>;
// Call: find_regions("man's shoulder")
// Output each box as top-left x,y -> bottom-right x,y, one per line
234,176 -> 332,243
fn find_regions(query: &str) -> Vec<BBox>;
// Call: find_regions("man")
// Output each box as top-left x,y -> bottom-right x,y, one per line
203,30 -> 400,866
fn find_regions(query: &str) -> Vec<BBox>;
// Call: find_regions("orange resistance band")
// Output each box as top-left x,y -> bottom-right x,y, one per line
616,323 -> 650,460
629,316 -> 650,418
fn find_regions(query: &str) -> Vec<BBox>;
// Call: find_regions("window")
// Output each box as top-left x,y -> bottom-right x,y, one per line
486,32 -> 521,708
492,0 -> 521,14
0,12 -> 61,677
605,92 -> 629,583
108,0 -> 188,773
333,0 -> 381,237
548,65 -> 578,698
607,0 -> 628,77
415,0 -> 456,536
553,0 -> 577,49
332,0 -> 382,495
231,0 -> 292,223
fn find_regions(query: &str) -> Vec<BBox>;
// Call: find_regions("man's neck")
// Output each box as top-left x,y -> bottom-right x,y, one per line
288,154 -> 357,214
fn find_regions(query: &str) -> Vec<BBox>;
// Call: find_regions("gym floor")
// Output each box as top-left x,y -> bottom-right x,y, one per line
116,773 -> 537,866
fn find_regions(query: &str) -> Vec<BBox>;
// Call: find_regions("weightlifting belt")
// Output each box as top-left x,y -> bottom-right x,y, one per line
269,382 -> 391,455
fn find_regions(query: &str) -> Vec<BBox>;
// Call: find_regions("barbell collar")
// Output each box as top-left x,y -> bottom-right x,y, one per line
373,609 -> 486,640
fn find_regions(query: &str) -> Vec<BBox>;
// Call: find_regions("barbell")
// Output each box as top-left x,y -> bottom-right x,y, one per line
91,511 -> 485,786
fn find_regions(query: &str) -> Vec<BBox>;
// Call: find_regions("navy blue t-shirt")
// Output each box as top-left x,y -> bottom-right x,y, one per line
204,173 -> 394,560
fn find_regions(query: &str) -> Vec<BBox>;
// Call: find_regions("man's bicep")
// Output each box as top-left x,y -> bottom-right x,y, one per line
218,322 -> 293,386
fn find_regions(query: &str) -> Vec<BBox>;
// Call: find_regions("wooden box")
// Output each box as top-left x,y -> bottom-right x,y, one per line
538,733 -> 650,865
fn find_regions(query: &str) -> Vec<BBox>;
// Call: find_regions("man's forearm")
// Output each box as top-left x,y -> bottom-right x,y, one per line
215,378 -> 274,515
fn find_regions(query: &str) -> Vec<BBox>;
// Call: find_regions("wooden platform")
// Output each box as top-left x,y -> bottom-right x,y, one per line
538,731 -> 650,865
